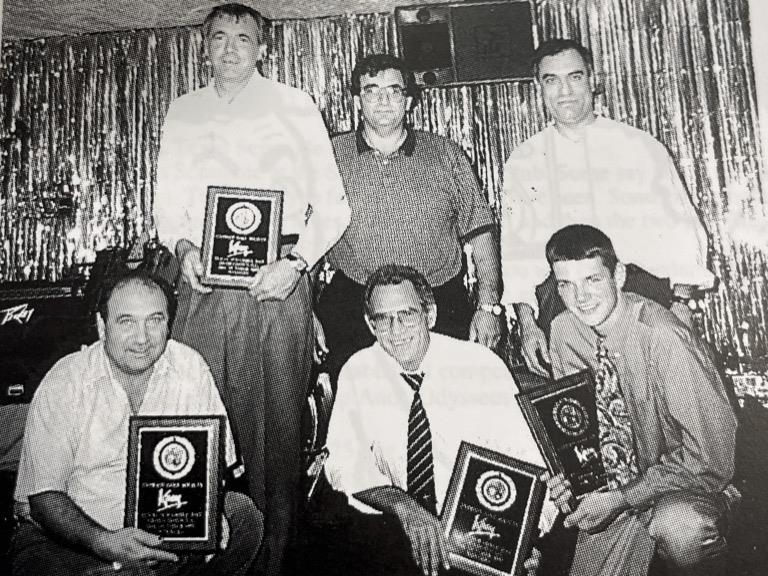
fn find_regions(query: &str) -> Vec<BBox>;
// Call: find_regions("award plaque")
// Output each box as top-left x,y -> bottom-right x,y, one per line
441,442 -> 546,576
124,416 -> 225,552
200,186 -> 283,288
516,370 -> 607,499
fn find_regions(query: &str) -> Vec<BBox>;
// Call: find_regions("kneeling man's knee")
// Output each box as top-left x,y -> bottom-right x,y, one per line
648,492 -> 727,569
225,491 -> 265,552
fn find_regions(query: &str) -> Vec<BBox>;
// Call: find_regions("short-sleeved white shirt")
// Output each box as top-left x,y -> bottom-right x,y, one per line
14,340 -> 236,531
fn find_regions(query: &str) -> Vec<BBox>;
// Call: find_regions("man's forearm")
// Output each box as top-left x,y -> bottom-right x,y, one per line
468,231 -> 500,306
354,485 -> 417,517
29,491 -> 110,555
175,238 -> 199,261
513,302 -> 538,327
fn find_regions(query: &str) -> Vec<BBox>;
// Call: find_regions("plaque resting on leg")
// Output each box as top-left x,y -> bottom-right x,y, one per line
200,186 -> 283,289
516,370 -> 607,499
124,416 -> 225,552
441,442 -> 546,576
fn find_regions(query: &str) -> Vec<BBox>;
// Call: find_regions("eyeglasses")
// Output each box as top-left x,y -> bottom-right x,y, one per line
360,85 -> 407,101
368,308 -> 423,332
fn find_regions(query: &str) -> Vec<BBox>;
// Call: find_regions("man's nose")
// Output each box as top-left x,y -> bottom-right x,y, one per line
574,283 -> 590,303
133,322 -> 150,342
390,314 -> 407,334
561,79 -> 574,96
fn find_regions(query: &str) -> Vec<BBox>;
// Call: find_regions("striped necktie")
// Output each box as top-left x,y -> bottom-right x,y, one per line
402,371 -> 437,515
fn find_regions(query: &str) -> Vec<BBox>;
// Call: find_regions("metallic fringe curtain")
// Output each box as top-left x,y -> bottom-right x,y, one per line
0,0 -> 765,369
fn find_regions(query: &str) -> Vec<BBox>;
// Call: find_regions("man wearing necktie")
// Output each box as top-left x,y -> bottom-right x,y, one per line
323,264 -> 552,576
544,225 -> 738,576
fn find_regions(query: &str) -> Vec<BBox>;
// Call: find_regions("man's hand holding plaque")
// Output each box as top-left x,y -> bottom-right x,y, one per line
91,526 -> 179,568
516,370 -> 607,501
543,472 -> 630,534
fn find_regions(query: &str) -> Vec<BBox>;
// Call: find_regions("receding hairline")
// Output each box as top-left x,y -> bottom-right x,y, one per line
537,48 -> 591,77
104,277 -> 169,318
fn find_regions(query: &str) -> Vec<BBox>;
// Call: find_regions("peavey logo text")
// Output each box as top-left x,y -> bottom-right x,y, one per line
157,488 -> 187,512
468,514 -> 499,539
0,303 -> 34,326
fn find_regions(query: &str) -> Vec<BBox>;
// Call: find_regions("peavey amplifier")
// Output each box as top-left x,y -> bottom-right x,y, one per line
0,281 -> 96,404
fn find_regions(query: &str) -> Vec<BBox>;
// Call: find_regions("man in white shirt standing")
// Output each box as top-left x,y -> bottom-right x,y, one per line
12,269 -> 262,576
500,38 -> 713,376
153,4 -> 350,575
323,264 -> 550,576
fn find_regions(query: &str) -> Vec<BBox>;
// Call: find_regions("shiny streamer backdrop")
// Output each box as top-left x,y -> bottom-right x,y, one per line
0,0 -> 765,367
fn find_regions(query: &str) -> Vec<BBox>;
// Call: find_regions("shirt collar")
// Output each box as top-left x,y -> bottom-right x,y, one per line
355,125 -> 416,157
202,69 -> 267,105
93,340 -> 172,393
371,331 -> 438,382
596,293 -> 641,353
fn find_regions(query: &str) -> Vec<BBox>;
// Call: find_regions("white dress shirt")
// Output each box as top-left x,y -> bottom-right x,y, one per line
154,71 -> 350,268
325,333 -> 555,531
15,340 -> 237,531
500,116 -> 713,312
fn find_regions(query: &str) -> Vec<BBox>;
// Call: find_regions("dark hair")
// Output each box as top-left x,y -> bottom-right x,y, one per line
202,3 -> 271,50
98,268 -> 178,327
364,264 -> 435,316
532,38 -> 593,79
546,224 -> 618,273
351,54 -> 419,100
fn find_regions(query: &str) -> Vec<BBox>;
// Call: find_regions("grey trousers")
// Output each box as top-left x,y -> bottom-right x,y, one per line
172,277 -> 313,576
570,489 -> 738,576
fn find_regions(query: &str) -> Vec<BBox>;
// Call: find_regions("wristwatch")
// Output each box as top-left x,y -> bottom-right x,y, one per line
478,303 -> 505,316
284,252 -> 308,274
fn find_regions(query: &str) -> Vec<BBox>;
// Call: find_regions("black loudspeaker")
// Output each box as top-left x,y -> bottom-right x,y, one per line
396,1 -> 536,86
0,281 -> 95,404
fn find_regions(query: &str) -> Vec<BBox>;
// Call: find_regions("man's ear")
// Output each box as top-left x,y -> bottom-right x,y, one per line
364,314 -> 377,337
96,314 -> 106,341
426,305 -> 437,330
257,42 -> 268,63
614,262 -> 627,291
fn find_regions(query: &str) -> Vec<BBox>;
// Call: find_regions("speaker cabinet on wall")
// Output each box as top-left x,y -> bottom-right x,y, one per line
396,1 -> 536,86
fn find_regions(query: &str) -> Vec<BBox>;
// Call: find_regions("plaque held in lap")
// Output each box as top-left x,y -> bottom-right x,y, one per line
441,442 -> 546,576
516,370 -> 607,499
124,416 -> 225,552
200,186 -> 283,289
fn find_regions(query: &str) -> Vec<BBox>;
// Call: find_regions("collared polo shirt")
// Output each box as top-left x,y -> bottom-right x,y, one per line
328,128 -> 494,286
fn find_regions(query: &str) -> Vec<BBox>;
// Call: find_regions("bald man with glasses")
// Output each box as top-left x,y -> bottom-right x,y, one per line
316,54 -> 503,383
